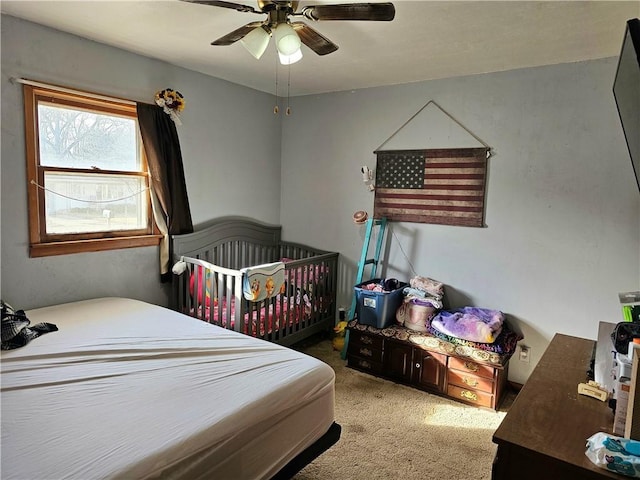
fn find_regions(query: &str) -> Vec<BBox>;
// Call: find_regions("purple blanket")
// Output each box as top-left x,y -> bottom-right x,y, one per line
427,321 -> 522,355
431,307 -> 504,344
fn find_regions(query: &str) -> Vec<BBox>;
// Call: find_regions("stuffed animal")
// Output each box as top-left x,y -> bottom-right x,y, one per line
332,321 -> 348,351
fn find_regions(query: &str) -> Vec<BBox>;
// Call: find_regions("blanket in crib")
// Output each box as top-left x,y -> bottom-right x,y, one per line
431,307 -> 504,344
192,293 -> 312,335
241,262 -> 285,302
281,258 -> 329,286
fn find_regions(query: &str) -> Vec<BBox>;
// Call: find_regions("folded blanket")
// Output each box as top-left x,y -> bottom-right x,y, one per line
410,276 -> 444,300
431,307 -> 504,344
402,287 -> 444,309
241,262 -> 285,302
427,320 -> 522,355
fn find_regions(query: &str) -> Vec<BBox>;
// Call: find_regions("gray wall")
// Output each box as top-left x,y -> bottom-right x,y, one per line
1,15 -> 282,309
280,59 -> 640,384
2,14 -> 639,384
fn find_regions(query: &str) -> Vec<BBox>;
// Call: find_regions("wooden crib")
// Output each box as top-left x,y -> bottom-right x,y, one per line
172,217 -> 339,346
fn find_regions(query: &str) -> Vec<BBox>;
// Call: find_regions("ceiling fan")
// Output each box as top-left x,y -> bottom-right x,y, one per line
181,1 -> 395,64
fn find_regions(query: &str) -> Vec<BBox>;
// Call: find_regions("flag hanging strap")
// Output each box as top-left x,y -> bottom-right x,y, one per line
374,100 -> 492,158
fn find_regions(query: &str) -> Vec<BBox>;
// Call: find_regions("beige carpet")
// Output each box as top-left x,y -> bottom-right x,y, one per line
293,339 -> 513,480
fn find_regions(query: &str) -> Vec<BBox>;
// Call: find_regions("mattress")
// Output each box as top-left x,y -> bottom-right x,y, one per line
1,298 -> 335,480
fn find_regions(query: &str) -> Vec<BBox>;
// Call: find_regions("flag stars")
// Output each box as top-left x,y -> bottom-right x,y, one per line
377,153 -> 424,188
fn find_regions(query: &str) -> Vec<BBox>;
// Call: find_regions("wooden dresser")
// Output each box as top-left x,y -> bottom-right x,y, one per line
492,333 -> 621,480
346,322 -> 510,410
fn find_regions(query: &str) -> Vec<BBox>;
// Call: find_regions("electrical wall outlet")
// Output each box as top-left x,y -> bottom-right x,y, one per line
519,345 -> 531,363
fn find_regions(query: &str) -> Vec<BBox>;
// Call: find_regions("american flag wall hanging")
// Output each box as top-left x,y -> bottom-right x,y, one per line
373,147 -> 489,227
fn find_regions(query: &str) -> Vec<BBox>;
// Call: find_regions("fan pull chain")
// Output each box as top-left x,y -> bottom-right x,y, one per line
274,54 -> 279,114
286,65 -> 291,116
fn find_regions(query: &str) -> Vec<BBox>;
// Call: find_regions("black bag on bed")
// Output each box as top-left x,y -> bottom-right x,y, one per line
611,321 -> 640,355
1,301 -> 58,350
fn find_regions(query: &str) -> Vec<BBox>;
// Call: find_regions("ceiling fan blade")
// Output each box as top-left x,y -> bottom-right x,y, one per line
301,3 -> 395,21
180,0 -> 261,14
211,21 -> 265,45
291,22 -> 338,56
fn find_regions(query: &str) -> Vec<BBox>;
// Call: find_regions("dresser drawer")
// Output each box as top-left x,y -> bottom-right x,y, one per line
447,384 -> 494,409
349,331 -> 384,351
449,356 -> 496,380
448,369 -> 495,394
347,355 -> 384,374
349,343 -> 384,363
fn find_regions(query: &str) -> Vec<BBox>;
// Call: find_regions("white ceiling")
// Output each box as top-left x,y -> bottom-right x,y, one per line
2,1 -> 639,96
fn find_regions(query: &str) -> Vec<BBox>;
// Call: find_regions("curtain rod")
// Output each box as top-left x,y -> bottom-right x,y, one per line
10,77 -> 137,106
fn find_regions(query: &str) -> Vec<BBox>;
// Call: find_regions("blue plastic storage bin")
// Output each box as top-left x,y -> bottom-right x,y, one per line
354,278 -> 408,328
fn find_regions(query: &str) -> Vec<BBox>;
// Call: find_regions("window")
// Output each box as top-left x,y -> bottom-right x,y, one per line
24,83 -> 160,257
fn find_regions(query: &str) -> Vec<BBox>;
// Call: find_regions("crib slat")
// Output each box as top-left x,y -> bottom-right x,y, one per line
172,220 -> 339,347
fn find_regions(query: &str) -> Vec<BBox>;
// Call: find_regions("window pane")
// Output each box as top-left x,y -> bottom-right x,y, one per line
38,103 -> 140,171
44,172 -> 148,234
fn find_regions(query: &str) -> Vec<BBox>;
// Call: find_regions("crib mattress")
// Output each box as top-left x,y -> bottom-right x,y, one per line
1,297 -> 335,480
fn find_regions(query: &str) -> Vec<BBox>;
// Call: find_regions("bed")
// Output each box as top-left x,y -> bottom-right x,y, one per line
171,217 -> 339,347
1,297 -> 341,479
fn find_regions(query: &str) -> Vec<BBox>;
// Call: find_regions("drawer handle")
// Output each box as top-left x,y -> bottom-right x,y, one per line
462,377 -> 479,387
460,390 -> 478,402
464,362 -> 479,372
360,336 -> 373,345
359,347 -> 373,357
358,360 -> 371,369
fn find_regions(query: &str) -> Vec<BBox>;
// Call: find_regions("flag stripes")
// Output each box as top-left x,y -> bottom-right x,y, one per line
425,174 -> 484,180
373,147 -> 488,227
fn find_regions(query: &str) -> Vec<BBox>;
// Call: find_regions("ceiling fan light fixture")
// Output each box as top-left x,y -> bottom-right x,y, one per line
278,48 -> 303,65
274,23 -> 301,56
240,25 -> 270,59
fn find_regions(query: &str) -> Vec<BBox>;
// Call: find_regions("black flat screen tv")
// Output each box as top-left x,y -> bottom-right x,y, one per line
613,18 -> 640,193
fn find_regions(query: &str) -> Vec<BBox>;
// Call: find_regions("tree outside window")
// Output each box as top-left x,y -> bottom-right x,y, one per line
24,84 -> 159,257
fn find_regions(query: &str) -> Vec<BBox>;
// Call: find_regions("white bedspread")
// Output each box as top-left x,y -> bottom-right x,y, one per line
1,298 -> 335,480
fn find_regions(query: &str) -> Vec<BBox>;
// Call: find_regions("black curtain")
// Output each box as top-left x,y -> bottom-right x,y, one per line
137,102 -> 193,281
